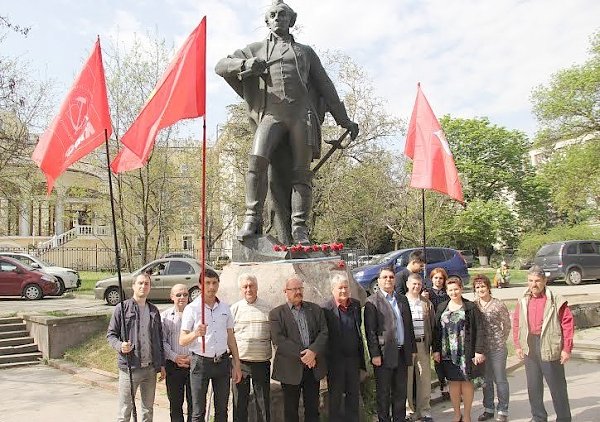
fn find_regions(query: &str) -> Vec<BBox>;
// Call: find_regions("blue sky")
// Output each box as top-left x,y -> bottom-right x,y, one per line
3,0 -> 599,145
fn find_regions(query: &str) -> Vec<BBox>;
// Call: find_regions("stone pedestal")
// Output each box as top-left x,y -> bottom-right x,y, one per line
217,256 -> 367,307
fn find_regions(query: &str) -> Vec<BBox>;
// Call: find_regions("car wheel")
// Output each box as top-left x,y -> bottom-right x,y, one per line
370,279 -> 380,295
23,284 -> 43,300
53,277 -> 66,296
189,286 -> 200,302
566,268 -> 582,285
105,287 -> 122,306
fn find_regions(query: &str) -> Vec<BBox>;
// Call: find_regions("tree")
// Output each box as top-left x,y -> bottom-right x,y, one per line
537,141 -> 600,224
0,18 -> 52,231
97,34 -> 202,269
438,116 -> 546,259
531,30 -> 600,147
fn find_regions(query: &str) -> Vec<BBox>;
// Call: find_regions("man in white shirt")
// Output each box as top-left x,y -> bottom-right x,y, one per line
161,284 -> 193,422
230,273 -> 273,422
180,268 -> 242,422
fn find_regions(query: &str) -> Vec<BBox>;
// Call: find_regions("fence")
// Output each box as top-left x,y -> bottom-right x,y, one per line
0,246 -> 233,273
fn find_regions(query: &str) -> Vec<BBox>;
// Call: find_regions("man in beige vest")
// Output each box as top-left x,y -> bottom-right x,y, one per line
512,265 -> 574,422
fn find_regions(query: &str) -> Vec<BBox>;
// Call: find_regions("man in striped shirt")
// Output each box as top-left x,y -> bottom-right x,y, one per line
161,284 -> 193,422
230,273 -> 273,422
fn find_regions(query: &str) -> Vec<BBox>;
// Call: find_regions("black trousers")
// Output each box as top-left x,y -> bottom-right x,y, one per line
281,367 -> 320,422
327,355 -> 361,422
232,360 -> 271,422
190,354 -> 231,422
373,348 -> 409,422
165,360 -> 193,422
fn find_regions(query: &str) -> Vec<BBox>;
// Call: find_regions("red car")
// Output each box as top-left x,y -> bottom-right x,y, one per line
0,256 -> 58,300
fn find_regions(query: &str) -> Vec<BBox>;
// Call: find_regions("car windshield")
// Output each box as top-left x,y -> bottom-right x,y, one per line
372,251 -> 398,264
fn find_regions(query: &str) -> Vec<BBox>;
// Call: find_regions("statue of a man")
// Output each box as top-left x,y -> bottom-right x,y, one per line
215,0 -> 359,245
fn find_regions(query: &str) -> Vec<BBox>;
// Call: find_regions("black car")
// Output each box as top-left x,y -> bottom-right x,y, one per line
533,240 -> 600,285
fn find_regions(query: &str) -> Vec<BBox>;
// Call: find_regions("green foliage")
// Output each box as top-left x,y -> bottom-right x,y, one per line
439,199 -> 518,253
77,271 -> 114,292
537,141 -> 600,223
531,31 -> 600,146
517,223 -> 600,261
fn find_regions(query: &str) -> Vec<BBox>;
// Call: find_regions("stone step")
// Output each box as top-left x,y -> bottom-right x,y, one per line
0,343 -> 39,356
0,317 -> 22,325
0,351 -> 42,365
0,330 -> 28,340
0,360 -> 41,370
0,336 -> 34,348
0,322 -> 26,333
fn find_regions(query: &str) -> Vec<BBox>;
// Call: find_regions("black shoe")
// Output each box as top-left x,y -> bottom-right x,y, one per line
441,391 -> 450,400
478,412 -> 495,421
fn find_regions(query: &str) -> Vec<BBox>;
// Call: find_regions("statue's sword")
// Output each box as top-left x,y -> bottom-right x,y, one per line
312,129 -> 351,173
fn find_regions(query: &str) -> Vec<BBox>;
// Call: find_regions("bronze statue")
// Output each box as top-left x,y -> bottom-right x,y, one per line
215,0 -> 359,245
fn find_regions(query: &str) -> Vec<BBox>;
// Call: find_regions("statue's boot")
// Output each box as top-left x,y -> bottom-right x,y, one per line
291,170 -> 314,246
237,155 -> 269,241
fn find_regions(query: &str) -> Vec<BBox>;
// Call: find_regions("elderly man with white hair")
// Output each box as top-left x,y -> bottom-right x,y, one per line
321,272 -> 365,422
230,273 -> 273,422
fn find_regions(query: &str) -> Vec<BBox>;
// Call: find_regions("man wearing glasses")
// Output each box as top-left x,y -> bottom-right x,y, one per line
269,275 -> 329,422
161,284 -> 193,421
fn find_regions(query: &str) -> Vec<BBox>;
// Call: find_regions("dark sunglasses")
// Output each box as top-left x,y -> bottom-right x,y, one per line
175,293 -> 189,298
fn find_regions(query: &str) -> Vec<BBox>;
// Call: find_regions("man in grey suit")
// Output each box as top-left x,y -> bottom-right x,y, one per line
269,275 -> 328,422
215,0 -> 359,244
364,267 -> 417,422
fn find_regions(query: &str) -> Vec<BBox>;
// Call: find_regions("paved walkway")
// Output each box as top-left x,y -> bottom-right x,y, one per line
431,357 -> 600,421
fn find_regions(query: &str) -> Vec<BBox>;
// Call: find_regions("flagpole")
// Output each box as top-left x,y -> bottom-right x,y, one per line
421,189 -> 427,278
104,130 -> 138,422
200,116 -> 207,353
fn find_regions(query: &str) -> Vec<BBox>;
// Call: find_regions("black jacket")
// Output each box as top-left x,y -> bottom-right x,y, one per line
364,290 -> 417,368
321,297 -> 366,371
107,298 -> 165,372
432,297 -> 485,379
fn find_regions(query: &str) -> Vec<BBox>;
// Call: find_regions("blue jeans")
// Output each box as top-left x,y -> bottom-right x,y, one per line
482,346 -> 509,416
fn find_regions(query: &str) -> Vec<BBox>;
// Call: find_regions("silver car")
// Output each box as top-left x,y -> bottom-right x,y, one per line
94,258 -> 213,306
0,252 -> 80,296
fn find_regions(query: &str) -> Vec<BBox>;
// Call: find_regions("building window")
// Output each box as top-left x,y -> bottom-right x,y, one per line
182,235 -> 193,251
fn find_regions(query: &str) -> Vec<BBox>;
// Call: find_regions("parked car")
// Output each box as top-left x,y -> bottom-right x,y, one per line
94,258 -> 215,305
0,256 -> 58,300
458,250 -> 475,268
161,252 -> 195,259
357,255 -> 380,267
533,240 -> 600,285
0,252 -> 81,295
351,247 -> 470,294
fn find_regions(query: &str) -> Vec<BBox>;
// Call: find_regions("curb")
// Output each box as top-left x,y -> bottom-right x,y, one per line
47,359 -> 170,408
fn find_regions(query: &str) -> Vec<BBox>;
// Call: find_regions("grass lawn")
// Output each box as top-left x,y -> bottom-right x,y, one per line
63,321 -> 117,375
75,271 -> 114,293
468,268 -> 528,288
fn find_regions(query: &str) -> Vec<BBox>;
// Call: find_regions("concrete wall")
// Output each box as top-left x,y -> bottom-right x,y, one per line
571,302 -> 600,329
23,314 -> 108,359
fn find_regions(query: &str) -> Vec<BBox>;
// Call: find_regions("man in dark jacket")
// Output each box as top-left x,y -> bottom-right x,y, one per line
107,273 -> 166,422
270,275 -> 328,422
394,250 -> 425,296
365,267 -> 417,422
321,273 -> 365,422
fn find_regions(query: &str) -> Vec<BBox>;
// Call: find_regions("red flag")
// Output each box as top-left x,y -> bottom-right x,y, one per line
110,146 -> 145,173
405,84 -> 464,202
111,17 -> 206,173
32,39 -> 112,193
